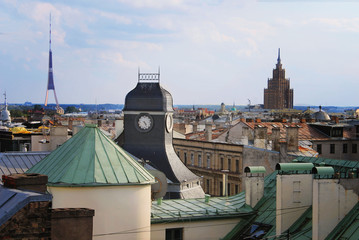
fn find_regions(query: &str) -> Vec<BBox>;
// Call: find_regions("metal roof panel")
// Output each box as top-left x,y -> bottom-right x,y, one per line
27,126 -> 154,186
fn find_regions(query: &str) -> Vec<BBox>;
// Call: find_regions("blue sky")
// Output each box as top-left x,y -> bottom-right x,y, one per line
0,0 -> 359,106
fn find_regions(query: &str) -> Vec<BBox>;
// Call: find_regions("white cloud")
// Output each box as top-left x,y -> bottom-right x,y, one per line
91,10 -> 132,25
116,0 -> 187,10
305,18 -> 359,33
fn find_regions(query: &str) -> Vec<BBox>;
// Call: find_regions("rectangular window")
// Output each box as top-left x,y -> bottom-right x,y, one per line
184,152 -> 187,165
330,144 -> 335,154
236,159 -> 240,173
317,144 -> 322,154
207,155 -> 211,169
166,228 -> 183,240
293,181 -> 301,203
220,157 -> 224,170
191,153 -> 194,166
227,183 -> 231,196
219,181 -> 223,196
198,154 -> 202,167
235,184 -> 239,194
343,144 -> 348,154
228,158 -> 231,171
353,144 -> 357,154
206,179 -> 210,193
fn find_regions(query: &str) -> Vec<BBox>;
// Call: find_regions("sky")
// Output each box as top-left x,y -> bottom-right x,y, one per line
0,0 -> 359,106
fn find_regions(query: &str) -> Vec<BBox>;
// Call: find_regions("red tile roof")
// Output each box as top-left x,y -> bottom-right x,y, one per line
242,122 -> 329,141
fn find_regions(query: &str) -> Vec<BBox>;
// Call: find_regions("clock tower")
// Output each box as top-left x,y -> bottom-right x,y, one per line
122,71 -> 204,199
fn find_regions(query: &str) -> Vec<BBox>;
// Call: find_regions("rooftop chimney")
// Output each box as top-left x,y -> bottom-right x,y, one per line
312,178 -> 358,240
205,122 -> 212,141
2,173 -> 48,193
271,127 -> 280,152
254,126 -> 267,149
52,208 -> 95,240
244,166 -> 265,207
276,165 -> 313,235
286,126 -> 299,152
193,123 -> 198,133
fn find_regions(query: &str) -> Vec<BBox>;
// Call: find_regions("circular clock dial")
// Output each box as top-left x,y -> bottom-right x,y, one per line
166,114 -> 173,132
138,115 -> 152,130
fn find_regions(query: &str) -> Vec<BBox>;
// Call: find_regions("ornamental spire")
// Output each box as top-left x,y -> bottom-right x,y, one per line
277,48 -> 281,64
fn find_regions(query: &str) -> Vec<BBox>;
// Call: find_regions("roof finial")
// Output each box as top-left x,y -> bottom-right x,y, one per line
3,91 -> 7,107
277,48 -> 281,64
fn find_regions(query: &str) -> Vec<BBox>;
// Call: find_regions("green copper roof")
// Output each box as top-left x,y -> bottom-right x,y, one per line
244,166 -> 266,174
27,125 -> 155,186
223,157 -> 359,240
151,192 -> 254,224
276,163 -> 314,172
313,166 -> 335,178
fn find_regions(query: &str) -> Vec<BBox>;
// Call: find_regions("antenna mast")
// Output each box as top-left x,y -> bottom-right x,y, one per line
44,13 -> 60,111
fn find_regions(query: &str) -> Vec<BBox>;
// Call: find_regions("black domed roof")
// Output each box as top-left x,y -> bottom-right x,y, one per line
123,82 -> 174,112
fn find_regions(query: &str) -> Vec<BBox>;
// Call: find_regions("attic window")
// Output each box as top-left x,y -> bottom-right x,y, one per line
166,228 -> 183,240
239,223 -> 272,239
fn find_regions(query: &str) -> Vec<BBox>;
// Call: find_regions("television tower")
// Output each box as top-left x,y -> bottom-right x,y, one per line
44,14 -> 60,110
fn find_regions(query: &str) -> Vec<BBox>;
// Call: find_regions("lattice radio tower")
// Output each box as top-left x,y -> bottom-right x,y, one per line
44,14 -> 59,109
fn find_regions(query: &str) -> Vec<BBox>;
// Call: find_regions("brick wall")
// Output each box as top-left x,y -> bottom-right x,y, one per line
0,201 -> 51,239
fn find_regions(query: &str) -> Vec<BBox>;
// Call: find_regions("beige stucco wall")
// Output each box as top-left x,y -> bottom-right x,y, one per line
31,135 -> 51,151
245,176 -> 264,207
313,140 -> 359,161
151,218 -> 240,240
48,185 -> 152,240
276,174 -> 313,235
312,179 -> 358,240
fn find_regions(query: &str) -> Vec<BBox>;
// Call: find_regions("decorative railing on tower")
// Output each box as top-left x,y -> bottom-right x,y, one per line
138,68 -> 160,83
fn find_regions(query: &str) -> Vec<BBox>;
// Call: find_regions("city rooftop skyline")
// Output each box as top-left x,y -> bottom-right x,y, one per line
0,1 -> 359,106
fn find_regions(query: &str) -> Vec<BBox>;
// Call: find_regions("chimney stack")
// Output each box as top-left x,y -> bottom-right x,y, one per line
286,126 -> 299,152
312,169 -> 358,240
2,173 -> 48,193
275,163 -> 314,236
193,122 -> 198,133
244,166 -> 266,207
271,127 -> 280,152
254,126 -> 267,149
205,122 -> 212,141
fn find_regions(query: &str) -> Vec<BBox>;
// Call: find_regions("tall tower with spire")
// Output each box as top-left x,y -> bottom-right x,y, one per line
44,14 -> 60,111
264,48 -> 294,109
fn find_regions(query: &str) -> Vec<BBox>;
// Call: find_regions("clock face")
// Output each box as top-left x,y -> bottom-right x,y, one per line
136,114 -> 153,132
138,115 -> 152,130
166,113 -> 173,133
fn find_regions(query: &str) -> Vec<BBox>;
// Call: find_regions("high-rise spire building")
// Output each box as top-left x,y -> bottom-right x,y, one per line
44,14 -> 60,110
264,49 -> 294,109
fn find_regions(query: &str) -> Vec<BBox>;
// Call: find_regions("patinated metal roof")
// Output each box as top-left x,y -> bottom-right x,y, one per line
244,166 -> 266,174
223,156 -> 359,240
27,125 -> 155,186
276,163 -> 314,172
151,192 -> 254,223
